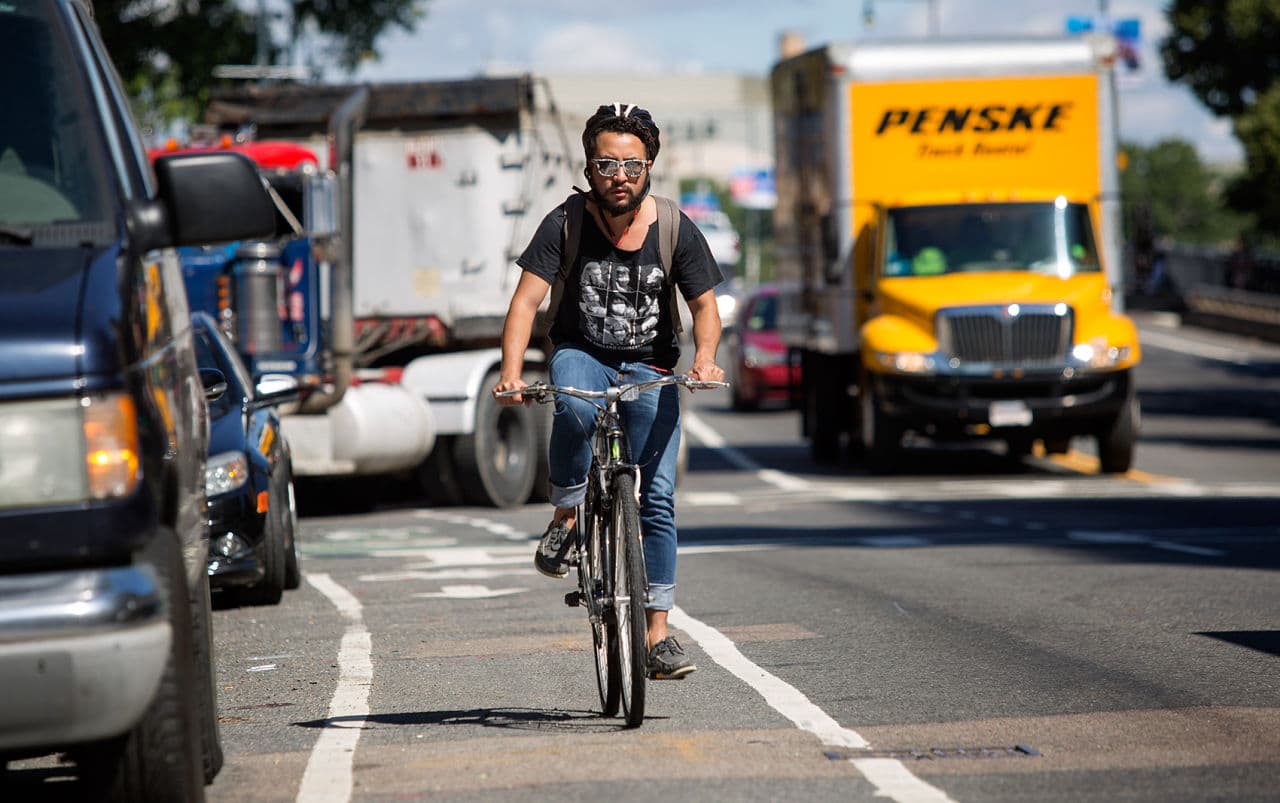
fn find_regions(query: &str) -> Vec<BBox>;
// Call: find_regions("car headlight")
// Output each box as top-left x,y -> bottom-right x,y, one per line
873,351 -> 937,374
0,393 -> 141,509
206,451 -> 250,496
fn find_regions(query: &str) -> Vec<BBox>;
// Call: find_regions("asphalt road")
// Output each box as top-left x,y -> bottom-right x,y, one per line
13,313 -> 1279,802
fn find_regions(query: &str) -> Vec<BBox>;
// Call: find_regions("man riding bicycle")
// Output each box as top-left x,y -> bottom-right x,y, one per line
493,103 -> 724,680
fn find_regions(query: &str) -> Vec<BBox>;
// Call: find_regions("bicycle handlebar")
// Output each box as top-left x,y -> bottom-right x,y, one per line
495,374 -> 728,405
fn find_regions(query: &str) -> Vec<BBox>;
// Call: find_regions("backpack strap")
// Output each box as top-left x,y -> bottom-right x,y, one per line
654,195 -> 684,335
540,192 -> 587,332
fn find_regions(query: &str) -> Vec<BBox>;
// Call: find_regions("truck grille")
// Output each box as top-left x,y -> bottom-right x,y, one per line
937,305 -> 1072,365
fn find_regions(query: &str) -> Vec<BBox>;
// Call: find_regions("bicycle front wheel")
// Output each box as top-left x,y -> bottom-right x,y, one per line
580,498 -> 619,717
610,470 -> 648,728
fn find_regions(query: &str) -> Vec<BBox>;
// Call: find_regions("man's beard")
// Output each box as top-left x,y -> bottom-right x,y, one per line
590,175 -> 651,217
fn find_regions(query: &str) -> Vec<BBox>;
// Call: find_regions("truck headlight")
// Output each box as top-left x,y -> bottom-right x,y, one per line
874,351 -> 937,374
1071,341 -> 1131,369
0,393 -> 141,509
206,451 -> 250,496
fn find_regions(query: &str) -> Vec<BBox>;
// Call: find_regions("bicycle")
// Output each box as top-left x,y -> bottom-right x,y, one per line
498,373 -> 727,727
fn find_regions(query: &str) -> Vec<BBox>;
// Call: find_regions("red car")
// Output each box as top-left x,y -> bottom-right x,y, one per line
727,284 -> 801,410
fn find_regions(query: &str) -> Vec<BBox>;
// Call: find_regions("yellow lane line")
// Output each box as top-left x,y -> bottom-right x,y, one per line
1046,450 -> 1185,484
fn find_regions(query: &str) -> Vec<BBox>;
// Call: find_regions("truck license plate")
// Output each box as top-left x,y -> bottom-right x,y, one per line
989,400 -> 1032,427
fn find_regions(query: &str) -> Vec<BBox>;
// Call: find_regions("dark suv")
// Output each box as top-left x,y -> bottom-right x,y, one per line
0,1 -> 274,799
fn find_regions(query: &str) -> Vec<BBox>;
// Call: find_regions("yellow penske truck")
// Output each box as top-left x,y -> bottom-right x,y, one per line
771,36 -> 1141,472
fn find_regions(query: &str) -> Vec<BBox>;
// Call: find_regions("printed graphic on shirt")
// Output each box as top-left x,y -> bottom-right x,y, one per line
578,259 -> 665,349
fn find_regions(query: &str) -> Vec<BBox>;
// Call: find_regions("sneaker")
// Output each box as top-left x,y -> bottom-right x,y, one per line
533,519 -> 574,579
647,636 -> 696,680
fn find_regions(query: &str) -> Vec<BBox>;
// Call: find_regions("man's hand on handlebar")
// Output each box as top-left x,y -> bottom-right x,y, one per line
492,376 -> 529,406
686,357 -> 725,391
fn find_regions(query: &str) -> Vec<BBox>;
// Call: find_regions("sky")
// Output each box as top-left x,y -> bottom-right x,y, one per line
337,0 -> 1242,166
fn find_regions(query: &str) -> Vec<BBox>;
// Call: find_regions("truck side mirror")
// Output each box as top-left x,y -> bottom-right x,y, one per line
304,172 -> 340,238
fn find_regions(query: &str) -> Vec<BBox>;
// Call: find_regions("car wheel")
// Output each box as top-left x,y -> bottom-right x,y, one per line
75,530 -> 205,801
191,555 -> 223,783
236,476 -> 287,606
282,476 -> 301,590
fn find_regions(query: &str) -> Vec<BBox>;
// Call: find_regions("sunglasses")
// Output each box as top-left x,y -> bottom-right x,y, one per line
591,158 -> 648,178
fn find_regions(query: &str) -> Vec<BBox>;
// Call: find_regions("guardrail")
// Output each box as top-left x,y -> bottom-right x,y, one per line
1126,244 -> 1280,344
1182,285 -> 1280,343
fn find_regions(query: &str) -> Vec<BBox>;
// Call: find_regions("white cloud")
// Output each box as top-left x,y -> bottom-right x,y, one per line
530,23 -> 672,73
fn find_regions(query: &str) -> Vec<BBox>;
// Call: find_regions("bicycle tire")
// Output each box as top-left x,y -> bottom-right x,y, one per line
610,471 -> 648,727
580,489 -> 620,717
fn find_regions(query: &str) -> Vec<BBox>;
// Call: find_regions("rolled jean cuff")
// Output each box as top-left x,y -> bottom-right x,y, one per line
550,481 -> 587,509
645,583 -> 674,611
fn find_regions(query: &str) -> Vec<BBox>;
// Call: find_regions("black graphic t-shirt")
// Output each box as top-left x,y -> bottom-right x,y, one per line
517,200 -> 722,369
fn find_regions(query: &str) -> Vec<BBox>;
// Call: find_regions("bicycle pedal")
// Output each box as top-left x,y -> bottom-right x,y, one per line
563,590 -> 583,608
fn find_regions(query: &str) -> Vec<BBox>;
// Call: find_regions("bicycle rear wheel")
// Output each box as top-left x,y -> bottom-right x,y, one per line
610,471 -> 648,727
580,492 -> 620,717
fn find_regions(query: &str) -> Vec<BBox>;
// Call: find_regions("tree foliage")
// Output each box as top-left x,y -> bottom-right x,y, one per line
94,0 -> 424,123
1120,139 -> 1245,247
292,1 -> 425,71
1161,0 -> 1280,232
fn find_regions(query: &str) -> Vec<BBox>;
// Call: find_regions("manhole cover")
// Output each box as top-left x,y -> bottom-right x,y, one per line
826,744 -> 1040,761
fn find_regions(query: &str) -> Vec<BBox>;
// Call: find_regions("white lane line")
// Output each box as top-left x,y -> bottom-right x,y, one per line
1068,530 -> 1225,558
1137,326 -> 1251,365
297,573 -> 373,803
669,607 -> 957,803
684,412 -> 816,492
1151,541 -> 1226,557
850,758 -> 956,803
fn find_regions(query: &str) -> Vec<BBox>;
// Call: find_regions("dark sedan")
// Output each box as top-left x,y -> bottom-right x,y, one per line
193,312 -> 301,605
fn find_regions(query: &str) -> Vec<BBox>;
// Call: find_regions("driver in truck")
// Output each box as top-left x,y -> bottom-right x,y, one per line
492,103 -> 725,680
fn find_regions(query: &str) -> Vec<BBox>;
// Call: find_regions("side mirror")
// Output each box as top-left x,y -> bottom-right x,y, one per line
304,172 -> 340,238
201,368 -> 228,401
252,373 -> 301,408
153,152 -> 276,248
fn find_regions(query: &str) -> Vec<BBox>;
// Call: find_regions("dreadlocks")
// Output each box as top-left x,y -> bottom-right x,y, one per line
581,103 -> 661,161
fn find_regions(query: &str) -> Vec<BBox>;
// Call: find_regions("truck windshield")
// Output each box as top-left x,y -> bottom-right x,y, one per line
0,1 -> 113,228
882,201 -> 1100,279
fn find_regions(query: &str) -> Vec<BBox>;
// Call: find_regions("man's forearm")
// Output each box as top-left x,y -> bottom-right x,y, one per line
690,302 -> 721,364
500,301 -> 538,380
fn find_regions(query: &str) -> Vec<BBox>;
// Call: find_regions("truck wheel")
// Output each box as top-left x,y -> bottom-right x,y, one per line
1043,436 -> 1071,455
453,370 -> 538,508
1004,434 -> 1034,461
805,364 -> 840,464
1098,394 -> 1139,474
419,437 -> 466,506
77,530 -> 205,801
861,384 -> 901,473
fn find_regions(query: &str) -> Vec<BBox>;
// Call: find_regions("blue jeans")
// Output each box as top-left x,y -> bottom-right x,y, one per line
547,346 -> 681,611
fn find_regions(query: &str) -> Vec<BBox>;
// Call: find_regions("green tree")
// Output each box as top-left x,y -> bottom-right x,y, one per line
95,1 -> 425,124
1161,0 -> 1280,232
1120,138 -> 1246,246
